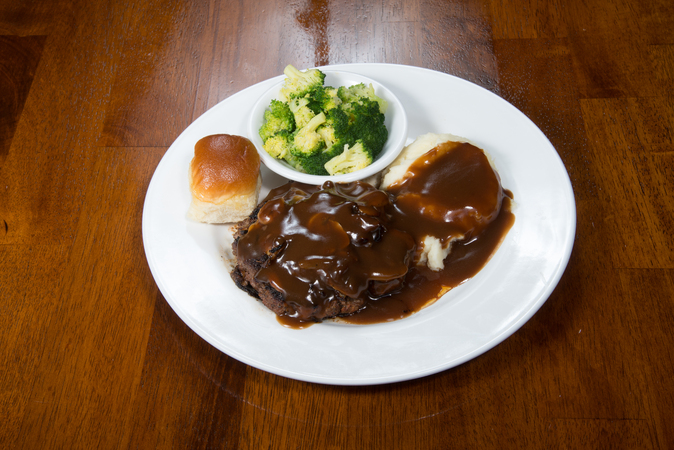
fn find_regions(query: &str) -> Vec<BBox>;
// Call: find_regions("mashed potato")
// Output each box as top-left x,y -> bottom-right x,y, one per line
416,235 -> 457,271
380,133 -> 474,190
380,132 -> 496,272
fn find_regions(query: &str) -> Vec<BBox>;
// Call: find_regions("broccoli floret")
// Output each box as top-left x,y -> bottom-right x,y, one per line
343,99 -> 388,158
296,142 -> 344,175
306,85 -> 342,112
287,97 -> 315,129
292,112 -> 327,156
259,99 -> 295,142
317,125 -> 337,149
263,131 -> 294,159
338,83 -> 388,113
322,87 -> 342,110
317,107 -> 349,148
279,64 -> 326,101
283,152 -> 306,172
324,141 -> 373,175
297,156 -> 325,175
288,109 -> 348,175
326,107 -> 349,133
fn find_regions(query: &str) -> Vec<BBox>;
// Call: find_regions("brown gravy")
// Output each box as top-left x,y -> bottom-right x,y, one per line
340,195 -> 514,324
236,181 -> 416,323
340,141 -> 515,324
239,141 -> 515,328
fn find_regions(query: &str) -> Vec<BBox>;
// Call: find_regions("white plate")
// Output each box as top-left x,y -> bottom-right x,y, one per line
142,64 -> 576,386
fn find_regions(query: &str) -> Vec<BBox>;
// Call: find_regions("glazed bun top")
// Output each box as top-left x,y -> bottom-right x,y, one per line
189,134 -> 261,204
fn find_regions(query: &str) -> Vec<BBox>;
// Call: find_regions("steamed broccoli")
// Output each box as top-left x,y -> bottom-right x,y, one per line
317,107 -> 349,149
263,130 -> 294,159
297,144 -> 343,175
279,65 -> 326,101
292,109 -> 348,175
287,97 -> 315,129
344,98 -> 388,158
258,65 -> 389,176
322,87 -> 342,110
307,85 -> 342,112
283,152 -> 306,172
292,112 -> 327,156
338,83 -> 388,113
317,126 -> 337,149
324,141 -> 373,176
259,99 -> 295,142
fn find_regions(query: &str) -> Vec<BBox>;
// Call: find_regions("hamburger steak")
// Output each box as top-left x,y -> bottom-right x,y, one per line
231,180 -> 416,323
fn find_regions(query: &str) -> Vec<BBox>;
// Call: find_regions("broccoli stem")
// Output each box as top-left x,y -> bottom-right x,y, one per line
283,64 -> 303,80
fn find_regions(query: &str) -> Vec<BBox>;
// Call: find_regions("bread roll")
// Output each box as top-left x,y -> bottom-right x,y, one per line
187,134 -> 261,223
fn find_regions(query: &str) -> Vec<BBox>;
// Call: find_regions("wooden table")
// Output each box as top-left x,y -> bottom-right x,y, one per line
2,0 -> 673,448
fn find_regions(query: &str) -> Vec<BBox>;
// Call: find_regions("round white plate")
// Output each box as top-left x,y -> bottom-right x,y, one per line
142,63 -> 576,386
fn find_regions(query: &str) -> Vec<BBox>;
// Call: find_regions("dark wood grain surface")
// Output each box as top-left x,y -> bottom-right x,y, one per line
1,0 -> 673,448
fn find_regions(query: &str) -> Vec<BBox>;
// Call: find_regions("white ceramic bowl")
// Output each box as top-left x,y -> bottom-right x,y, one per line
248,70 -> 408,184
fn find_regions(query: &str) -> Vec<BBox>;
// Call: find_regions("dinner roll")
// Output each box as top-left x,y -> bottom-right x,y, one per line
187,134 -> 261,223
